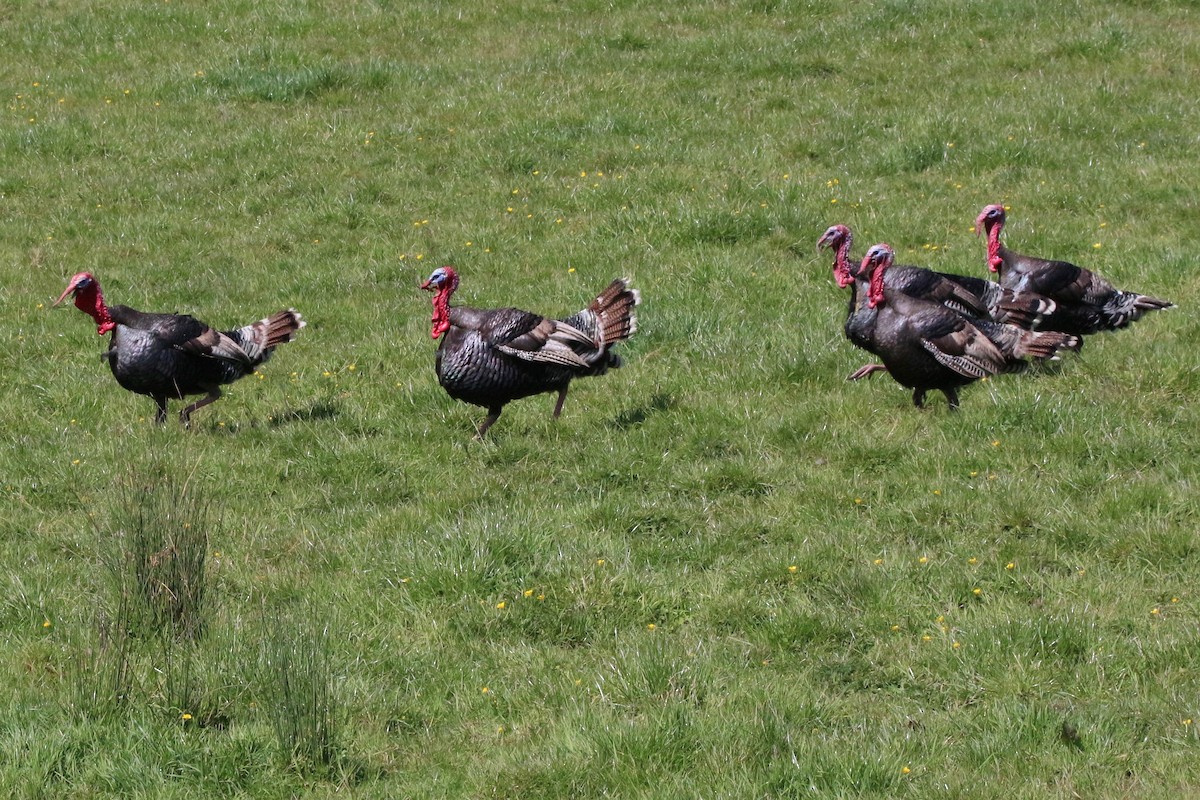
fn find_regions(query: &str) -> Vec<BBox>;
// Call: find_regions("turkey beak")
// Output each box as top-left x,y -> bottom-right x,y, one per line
974,211 -> 993,237
420,279 -> 434,291
53,284 -> 77,307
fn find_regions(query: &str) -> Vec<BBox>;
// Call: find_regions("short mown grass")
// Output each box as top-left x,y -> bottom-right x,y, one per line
1,0 -> 1197,797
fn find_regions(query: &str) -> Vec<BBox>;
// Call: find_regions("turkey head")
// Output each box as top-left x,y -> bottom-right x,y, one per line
421,266 -> 459,339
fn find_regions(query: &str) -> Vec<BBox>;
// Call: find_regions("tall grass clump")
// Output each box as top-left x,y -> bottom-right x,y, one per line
106,472 -> 214,643
69,469 -> 218,720
69,594 -> 137,718
259,614 -> 341,774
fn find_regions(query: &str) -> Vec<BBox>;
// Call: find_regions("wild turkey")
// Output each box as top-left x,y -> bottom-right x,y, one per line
850,243 -> 1080,409
55,272 -> 304,425
976,204 -> 1173,334
420,266 -> 639,438
818,224 -> 1056,329
818,224 -> 1060,381
817,224 -> 885,380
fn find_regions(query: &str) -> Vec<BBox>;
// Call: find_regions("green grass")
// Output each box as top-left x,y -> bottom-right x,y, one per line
2,0 -> 1198,796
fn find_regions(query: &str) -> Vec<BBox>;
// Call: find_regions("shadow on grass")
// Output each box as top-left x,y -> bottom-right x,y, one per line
268,401 -> 341,428
1025,358 -> 1073,377
612,392 -> 676,430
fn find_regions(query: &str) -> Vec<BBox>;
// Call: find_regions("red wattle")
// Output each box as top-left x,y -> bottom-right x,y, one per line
986,230 -> 1002,273
430,290 -> 450,339
834,264 -> 853,289
868,264 -> 886,309
834,239 -> 855,288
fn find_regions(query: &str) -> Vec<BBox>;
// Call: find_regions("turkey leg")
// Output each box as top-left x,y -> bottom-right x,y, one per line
552,386 -> 569,418
180,388 -> 222,427
846,364 -> 888,381
153,396 -> 170,425
475,406 -> 502,439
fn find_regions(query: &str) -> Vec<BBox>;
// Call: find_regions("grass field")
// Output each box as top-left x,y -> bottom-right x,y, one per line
1,0 -> 1197,797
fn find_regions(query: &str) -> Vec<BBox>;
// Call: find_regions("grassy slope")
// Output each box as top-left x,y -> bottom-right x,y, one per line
1,0 -> 1197,797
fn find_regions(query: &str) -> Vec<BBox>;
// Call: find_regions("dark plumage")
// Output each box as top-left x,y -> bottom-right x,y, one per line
889,266 -> 1056,331
420,266 -> 639,438
976,204 -> 1174,334
55,272 -> 304,425
818,224 -> 1063,382
847,244 -> 1079,409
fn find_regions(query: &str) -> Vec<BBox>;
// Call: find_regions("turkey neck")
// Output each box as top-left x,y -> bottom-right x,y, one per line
850,275 -> 872,314
75,283 -> 116,335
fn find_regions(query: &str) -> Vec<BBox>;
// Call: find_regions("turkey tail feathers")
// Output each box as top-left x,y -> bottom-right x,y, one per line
589,279 -> 640,346
1134,295 -> 1173,312
264,308 -> 306,348
969,318 -> 1081,365
1015,329 -> 1082,360
991,287 -> 1057,330
1103,292 -> 1174,329
228,309 -> 305,366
